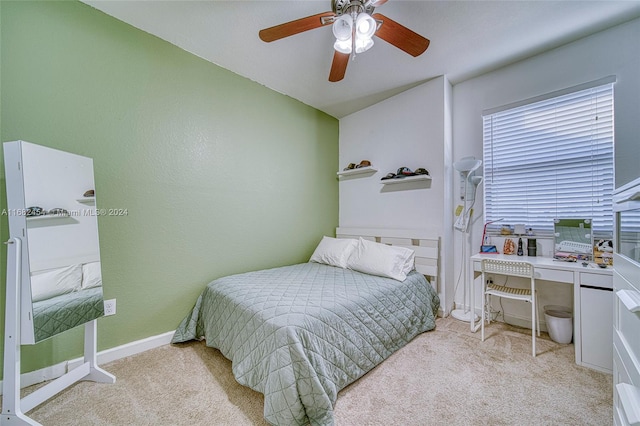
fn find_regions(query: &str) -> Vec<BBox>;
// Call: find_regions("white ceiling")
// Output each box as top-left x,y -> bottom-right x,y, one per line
83,1 -> 640,118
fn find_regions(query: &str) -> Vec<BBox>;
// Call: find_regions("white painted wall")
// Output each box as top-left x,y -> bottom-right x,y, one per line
339,76 -> 454,311
452,18 -> 640,326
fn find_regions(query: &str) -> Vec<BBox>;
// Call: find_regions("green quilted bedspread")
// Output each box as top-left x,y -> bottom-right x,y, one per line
172,263 -> 439,426
32,287 -> 104,342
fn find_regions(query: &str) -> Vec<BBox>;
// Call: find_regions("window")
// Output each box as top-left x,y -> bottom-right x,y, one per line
482,79 -> 614,238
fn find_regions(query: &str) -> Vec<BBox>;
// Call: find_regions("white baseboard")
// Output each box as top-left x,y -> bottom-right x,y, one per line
0,330 -> 175,393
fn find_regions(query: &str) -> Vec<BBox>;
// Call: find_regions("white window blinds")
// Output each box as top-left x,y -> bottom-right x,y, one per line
482,81 -> 614,237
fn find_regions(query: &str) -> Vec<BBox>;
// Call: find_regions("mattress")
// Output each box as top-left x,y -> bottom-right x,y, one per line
172,262 -> 440,425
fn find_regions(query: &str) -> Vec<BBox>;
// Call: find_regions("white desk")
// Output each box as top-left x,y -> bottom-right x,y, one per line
469,253 -> 613,372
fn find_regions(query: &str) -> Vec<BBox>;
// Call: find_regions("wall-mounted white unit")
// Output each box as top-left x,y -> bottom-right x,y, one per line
613,177 -> 640,426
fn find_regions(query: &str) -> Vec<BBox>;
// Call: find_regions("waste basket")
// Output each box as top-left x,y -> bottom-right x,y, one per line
544,305 -> 573,344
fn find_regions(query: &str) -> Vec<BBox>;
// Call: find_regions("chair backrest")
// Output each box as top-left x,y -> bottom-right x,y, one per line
481,259 -> 534,279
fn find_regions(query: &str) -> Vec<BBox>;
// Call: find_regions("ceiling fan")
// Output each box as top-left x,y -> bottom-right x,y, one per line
258,0 -> 430,82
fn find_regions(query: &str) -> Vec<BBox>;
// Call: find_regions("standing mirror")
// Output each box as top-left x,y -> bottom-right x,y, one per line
3,140 -> 105,343
553,218 -> 593,262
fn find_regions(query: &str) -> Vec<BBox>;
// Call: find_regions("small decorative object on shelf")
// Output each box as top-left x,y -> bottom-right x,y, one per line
26,206 -> 45,217
77,189 -> 96,204
380,169 -> 431,184
342,160 -> 372,171
47,208 -> 69,216
26,207 -> 71,222
343,163 -> 356,171
338,160 -> 377,177
500,225 -> 513,235
380,167 -> 430,184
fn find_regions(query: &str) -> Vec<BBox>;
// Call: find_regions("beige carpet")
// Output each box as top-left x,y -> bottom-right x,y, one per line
20,317 -> 612,425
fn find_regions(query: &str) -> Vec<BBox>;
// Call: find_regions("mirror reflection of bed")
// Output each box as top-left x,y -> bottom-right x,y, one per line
14,141 -> 106,343
30,261 -> 105,342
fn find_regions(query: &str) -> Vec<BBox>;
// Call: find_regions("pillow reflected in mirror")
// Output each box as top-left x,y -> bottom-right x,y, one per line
82,261 -> 103,289
30,265 -> 83,302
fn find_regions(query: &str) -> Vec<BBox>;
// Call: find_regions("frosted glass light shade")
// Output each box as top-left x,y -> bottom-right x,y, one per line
334,38 -> 352,54
333,15 -> 353,41
355,37 -> 374,53
355,13 -> 376,39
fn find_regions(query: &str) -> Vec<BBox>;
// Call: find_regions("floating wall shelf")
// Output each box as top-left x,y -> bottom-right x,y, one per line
26,214 -> 74,228
337,166 -> 377,177
76,197 -> 96,204
26,214 -> 70,221
380,175 -> 431,185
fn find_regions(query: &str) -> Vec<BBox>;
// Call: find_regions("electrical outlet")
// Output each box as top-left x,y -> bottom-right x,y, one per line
104,299 -> 116,316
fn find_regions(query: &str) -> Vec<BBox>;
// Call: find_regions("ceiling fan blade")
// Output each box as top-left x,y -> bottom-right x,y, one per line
372,13 -> 430,57
329,51 -> 350,82
259,11 -> 335,42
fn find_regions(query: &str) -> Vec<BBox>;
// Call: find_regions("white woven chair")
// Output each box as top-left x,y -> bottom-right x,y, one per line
481,259 -> 540,357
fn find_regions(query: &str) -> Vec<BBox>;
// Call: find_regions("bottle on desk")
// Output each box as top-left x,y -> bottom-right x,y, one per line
517,237 -> 524,256
527,238 -> 537,256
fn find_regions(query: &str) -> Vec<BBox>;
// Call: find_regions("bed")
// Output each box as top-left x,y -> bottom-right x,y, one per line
172,229 -> 440,426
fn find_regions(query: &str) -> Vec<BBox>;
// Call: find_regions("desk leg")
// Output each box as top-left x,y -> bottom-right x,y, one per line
572,274 -> 581,366
470,269 -> 481,332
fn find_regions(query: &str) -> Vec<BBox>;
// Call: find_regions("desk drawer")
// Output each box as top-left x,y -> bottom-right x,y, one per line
580,272 -> 613,289
472,260 -> 481,272
537,268 -> 573,283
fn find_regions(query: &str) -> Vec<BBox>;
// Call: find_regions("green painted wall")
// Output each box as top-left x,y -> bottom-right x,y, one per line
0,1 -> 338,374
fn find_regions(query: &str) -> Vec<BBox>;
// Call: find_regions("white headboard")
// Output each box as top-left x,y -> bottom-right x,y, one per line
335,227 -> 440,291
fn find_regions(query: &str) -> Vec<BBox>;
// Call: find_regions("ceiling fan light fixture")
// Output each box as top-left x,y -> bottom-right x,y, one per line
334,38 -> 352,54
332,14 -> 353,41
355,37 -> 374,53
355,12 -> 376,40
257,2 -> 430,83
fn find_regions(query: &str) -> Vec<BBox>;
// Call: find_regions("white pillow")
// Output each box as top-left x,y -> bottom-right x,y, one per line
82,261 -> 103,289
30,264 -> 83,302
347,237 -> 415,281
309,236 -> 357,269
